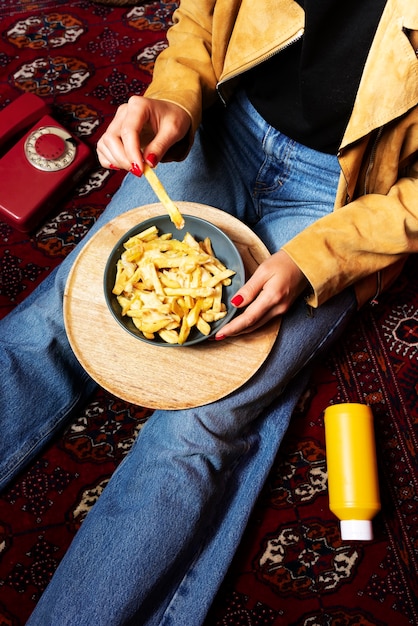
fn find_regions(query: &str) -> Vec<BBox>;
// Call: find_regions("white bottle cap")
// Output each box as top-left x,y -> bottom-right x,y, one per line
340,520 -> 373,541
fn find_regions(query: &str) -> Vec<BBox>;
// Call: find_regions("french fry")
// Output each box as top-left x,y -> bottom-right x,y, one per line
143,163 -> 185,230
112,225 -> 235,345
159,329 -> 180,344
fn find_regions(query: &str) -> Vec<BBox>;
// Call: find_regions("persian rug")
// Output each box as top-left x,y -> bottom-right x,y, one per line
0,1 -> 417,625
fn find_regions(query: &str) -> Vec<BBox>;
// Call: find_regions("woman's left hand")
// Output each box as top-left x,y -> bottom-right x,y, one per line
215,250 -> 309,339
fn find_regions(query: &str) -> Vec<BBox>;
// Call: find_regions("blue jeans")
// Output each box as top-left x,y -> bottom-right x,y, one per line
1,92 -> 356,625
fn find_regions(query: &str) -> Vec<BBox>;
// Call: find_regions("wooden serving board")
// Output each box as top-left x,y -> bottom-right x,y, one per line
63,202 -> 280,410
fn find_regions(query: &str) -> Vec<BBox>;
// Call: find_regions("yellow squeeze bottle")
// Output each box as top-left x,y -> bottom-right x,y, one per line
324,403 -> 381,541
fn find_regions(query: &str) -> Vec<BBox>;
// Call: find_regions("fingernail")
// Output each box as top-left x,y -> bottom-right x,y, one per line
109,164 -> 120,170
130,162 -> 142,177
215,334 -> 226,341
146,153 -> 158,168
231,294 -> 244,306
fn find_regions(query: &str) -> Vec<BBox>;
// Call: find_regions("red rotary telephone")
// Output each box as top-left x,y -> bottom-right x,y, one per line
0,93 -> 94,232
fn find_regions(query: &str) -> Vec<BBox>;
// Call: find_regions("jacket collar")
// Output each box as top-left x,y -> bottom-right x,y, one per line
219,0 -> 304,87
341,0 -> 418,149
219,0 -> 418,148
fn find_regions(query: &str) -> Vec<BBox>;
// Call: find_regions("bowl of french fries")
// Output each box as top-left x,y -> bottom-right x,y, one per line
104,213 -> 245,346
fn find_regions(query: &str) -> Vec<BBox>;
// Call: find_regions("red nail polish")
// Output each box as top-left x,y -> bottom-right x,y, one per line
109,164 -> 120,170
130,162 -> 142,177
146,153 -> 158,168
231,294 -> 244,306
215,334 -> 226,341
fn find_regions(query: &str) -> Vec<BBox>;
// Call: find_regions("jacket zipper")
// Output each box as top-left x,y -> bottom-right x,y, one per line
216,29 -> 304,105
363,126 -> 384,196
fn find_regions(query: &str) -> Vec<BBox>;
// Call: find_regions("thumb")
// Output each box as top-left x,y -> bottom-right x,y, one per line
143,109 -> 191,167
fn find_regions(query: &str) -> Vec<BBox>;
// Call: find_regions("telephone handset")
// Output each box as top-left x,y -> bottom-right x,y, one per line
0,93 -> 94,232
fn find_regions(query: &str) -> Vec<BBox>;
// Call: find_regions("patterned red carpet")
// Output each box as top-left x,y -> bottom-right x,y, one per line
0,1 -> 417,625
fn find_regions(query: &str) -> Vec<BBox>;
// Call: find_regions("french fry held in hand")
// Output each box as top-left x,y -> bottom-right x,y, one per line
143,164 -> 185,230
112,225 -> 236,345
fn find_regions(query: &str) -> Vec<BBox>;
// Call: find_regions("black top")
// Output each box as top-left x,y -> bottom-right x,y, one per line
244,0 -> 387,154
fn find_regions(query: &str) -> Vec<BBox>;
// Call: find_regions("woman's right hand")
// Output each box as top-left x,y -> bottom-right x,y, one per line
96,95 -> 191,173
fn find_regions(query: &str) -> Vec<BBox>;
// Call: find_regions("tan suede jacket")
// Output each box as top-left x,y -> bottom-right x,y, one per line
145,0 -> 418,308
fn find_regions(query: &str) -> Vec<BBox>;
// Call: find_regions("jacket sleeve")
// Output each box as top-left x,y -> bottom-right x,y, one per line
144,0 -> 218,142
282,168 -> 418,307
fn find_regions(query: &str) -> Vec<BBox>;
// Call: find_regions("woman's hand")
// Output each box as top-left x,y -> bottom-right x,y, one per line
216,250 -> 309,339
96,95 -> 191,172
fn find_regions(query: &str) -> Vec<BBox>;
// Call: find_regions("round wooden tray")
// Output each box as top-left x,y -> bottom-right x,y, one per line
63,202 -> 280,409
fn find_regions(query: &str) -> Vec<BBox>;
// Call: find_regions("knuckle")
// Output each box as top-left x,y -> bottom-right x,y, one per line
242,310 -> 258,328
120,126 -> 130,139
127,95 -> 142,108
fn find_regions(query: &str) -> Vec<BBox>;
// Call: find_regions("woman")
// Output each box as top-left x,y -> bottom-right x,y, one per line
2,0 -> 418,624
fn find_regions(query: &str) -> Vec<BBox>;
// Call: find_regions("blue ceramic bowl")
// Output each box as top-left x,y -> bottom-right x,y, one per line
104,213 -> 245,347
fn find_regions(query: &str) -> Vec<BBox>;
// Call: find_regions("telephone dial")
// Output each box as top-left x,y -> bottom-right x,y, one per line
0,93 -> 94,232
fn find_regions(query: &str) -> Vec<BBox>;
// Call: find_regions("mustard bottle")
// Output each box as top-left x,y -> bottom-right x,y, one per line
324,403 -> 381,541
